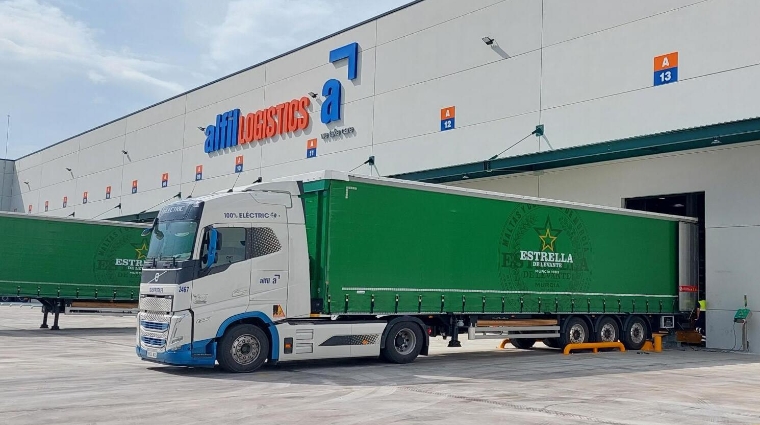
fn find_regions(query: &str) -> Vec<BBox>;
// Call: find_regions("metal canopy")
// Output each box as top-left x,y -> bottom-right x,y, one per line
391,117 -> 760,184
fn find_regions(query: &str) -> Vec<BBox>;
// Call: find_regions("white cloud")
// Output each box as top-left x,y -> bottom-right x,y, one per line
203,0 -> 339,70
0,0 -> 184,93
87,70 -> 106,83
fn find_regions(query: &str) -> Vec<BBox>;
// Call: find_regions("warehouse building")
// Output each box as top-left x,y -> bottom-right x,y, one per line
1,0 -> 758,352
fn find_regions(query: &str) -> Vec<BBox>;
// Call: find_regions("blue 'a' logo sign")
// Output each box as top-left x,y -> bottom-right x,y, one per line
321,42 -> 358,125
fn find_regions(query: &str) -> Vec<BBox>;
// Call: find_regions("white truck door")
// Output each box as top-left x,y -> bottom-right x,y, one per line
192,224 -> 253,340
248,215 -> 290,318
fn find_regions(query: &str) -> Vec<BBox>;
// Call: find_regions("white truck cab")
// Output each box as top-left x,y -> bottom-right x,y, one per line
135,175 -> 417,372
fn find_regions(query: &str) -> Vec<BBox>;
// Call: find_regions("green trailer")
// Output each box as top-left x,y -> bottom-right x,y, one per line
299,174 -> 699,349
135,171 -> 701,372
0,212 -> 148,329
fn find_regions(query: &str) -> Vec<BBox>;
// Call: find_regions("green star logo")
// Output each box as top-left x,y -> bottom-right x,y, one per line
534,216 -> 562,252
132,241 -> 149,260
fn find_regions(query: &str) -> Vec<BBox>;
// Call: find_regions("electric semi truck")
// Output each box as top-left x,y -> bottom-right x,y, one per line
136,171 -> 699,372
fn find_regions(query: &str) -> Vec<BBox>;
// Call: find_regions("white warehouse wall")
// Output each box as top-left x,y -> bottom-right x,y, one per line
453,141 -> 760,352
11,0 -> 760,220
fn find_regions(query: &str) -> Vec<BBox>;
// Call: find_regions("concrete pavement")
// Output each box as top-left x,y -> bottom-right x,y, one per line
1,307 -> 759,424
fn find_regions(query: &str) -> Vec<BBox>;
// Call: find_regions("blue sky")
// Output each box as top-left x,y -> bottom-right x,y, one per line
0,0 -> 411,159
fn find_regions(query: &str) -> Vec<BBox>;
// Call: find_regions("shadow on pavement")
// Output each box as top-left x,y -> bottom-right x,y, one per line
0,327 -> 135,338
146,345 -> 760,386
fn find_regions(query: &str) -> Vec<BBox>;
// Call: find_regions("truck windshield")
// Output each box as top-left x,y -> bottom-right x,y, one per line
146,220 -> 198,261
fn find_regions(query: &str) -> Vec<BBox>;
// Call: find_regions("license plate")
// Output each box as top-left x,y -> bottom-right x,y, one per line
147,350 -> 157,359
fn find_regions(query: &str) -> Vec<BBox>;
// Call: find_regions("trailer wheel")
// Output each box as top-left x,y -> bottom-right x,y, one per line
217,324 -> 270,373
542,338 -> 561,349
561,317 -> 589,346
510,338 -> 536,349
595,316 -> 620,343
623,316 -> 648,350
381,321 -> 423,364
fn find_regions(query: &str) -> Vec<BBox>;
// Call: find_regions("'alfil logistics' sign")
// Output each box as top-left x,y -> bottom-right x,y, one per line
204,42 -> 359,154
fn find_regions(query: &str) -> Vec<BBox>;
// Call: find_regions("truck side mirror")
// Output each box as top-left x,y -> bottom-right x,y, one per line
141,218 -> 163,239
204,228 -> 218,270
215,231 -> 223,250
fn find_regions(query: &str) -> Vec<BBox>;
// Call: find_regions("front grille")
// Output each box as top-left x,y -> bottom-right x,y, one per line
141,312 -> 170,322
139,296 -> 172,312
140,320 -> 169,332
141,336 -> 166,347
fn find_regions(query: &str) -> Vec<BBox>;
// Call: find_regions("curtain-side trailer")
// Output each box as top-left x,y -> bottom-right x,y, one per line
0,212 -> 149,329
136,171 -> 698,372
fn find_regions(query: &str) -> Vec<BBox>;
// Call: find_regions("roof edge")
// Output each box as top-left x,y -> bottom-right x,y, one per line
391,117 -> 760,184
15,0 -> 424,162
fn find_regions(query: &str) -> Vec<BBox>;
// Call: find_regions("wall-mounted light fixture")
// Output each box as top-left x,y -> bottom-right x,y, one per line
121,150 -> 128,155
198,126 -> 206,132
482,36 -> 495,46
308,92 -> 318,99
65,167 -> 72,172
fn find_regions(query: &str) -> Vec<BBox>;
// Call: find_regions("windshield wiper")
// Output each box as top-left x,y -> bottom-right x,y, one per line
156,255 -> 184,268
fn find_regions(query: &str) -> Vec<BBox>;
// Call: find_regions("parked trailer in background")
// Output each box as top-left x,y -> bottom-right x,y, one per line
136,171 -> 699,372
0,212 -> 149,329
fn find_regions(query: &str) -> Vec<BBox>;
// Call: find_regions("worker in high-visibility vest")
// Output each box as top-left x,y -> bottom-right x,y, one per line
695,299 -> 706,336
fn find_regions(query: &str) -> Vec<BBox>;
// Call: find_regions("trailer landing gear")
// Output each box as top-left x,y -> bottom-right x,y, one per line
447,319 -> 462,347
51,307 -> 61,331
447,338 -> 462,348
40,307 -> 49,329
38,300 -> 63,330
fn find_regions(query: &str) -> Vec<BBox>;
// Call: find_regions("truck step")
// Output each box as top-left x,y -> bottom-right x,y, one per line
467,325 -> 560,340
65,306 -> 139,316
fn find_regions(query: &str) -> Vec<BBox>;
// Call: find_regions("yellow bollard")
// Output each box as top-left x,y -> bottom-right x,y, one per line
498,338 -> 510,349
563,341 -> 625,355
640,333 -> 665,352
653,333 -> 663,352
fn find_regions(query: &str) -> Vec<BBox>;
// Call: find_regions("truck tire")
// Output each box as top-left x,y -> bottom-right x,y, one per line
217,324 -> 270,373
622,316 -> 648,350
595,316 -> 620,343
542,338 -> 561,349
561,317 -> 589,346
510,338 -> 536,349
381,321 -> 423,364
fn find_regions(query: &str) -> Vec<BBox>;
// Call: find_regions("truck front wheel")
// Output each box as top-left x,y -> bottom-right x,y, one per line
218,324 -> 270,373
381,321 -> 423,364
